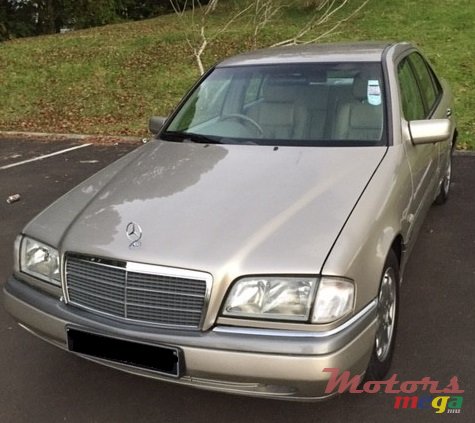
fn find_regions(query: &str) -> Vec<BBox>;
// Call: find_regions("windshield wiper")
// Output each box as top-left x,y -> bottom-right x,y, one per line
162,131 -> 223,144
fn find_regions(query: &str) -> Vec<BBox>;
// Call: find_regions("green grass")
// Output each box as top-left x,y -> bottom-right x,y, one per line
350,0 -> 475,149
0,0 -> 473,148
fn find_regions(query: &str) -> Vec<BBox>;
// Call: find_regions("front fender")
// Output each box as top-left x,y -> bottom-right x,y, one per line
322,144 -> 412,312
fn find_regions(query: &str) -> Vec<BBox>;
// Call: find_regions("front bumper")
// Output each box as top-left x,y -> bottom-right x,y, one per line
3,276 -> 378,400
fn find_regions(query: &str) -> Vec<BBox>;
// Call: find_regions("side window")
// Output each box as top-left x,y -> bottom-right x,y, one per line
409,53 -> 439,114
398,58 -> 425,121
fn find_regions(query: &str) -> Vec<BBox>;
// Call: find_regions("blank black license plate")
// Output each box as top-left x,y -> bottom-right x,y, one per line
67,329 -> 182,377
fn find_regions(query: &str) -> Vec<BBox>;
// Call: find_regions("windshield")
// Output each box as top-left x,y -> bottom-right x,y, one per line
163,62 -> 387,147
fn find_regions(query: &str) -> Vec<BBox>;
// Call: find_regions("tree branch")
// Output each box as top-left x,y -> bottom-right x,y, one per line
270,0 -> 371,48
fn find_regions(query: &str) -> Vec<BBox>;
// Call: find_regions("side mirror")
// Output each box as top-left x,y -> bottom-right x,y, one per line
409,119 -> 451,145
149,116 -> 167,135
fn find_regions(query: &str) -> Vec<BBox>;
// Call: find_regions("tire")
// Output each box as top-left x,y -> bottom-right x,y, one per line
434,149 -> 452,205
363,250 -> 399,381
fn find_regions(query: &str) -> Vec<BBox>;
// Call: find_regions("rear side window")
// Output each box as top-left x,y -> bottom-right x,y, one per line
409,53 -> 441,114
398,58 -> 425,121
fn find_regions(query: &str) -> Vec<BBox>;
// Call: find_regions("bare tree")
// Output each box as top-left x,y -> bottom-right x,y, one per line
169,0 -> 251,75
251,0 -> 282,48
272,0 -> 371,47
170,0 -> 370,74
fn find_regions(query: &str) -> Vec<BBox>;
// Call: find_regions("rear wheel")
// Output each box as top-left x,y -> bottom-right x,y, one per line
434,149 -> 452,205
364,250 -> 399,381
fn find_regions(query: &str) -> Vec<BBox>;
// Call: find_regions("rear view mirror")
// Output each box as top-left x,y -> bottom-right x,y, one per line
409,119 -> 451,145
149,116 -> 167,135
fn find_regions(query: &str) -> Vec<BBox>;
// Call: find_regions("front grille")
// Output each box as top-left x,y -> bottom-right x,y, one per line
65,255 -> 209,329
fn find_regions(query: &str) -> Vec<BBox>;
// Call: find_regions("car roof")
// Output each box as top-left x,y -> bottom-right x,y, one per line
217,42 -> 405,67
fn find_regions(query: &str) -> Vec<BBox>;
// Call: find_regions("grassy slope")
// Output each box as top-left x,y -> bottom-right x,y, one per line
0,0 -> 473,148
351,0 -> 475,149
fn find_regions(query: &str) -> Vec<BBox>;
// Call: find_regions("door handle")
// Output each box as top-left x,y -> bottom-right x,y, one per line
446,108 -> 452,117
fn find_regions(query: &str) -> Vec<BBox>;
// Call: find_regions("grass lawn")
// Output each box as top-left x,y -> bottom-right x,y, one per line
0,0 -> 473,148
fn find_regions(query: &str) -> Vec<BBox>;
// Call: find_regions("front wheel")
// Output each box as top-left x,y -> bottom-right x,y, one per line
364,250 -> 399,381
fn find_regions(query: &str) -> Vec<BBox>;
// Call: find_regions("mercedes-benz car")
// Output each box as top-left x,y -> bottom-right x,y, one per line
3,42 -> 456,400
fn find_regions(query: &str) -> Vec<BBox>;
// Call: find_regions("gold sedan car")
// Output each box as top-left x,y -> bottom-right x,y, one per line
4,42 -> 456,400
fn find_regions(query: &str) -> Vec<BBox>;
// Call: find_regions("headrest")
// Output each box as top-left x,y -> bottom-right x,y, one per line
262,79 -> 299,103
350,104 -> 383,129
352,73 -> 368,101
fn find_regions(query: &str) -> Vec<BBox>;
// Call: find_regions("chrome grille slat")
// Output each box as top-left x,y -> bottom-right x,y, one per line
127,273 -> 206,295
126,307 -> 200,324
126,286 -> 204,298
126,302 -> 203,313
65,255 -> 208,329
67,270 -> 125,288
69,277 -> 124,290
69,286 -> 125,304
67,259 -> 125,273
67,278 -> 125,301
127,290 -> 205,308
69,290 -> 125,316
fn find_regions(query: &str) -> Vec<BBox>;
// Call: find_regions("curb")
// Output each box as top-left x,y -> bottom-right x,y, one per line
0,130 -> 145,145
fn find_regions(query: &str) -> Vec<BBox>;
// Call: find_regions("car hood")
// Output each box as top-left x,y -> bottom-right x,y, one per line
25,140 -> 386,278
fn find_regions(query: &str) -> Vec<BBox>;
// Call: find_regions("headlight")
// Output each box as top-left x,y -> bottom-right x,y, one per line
222,276 -> 317,321
311,277 -> 354,323
20,237 -> 61,286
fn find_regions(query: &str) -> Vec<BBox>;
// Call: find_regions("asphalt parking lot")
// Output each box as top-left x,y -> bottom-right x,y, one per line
0,138 -> 474,423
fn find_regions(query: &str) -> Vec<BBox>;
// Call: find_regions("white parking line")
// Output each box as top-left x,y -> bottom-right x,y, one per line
0,143 -> 92,170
